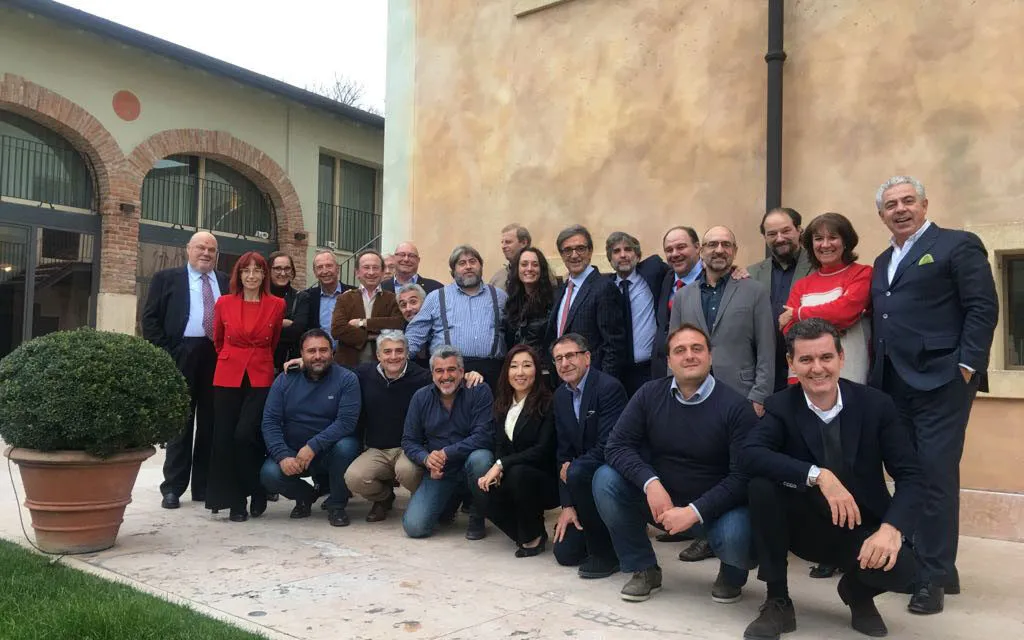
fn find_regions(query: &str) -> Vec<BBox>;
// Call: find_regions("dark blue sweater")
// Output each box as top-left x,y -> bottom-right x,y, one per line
354,362 -> 432,450
605,376 -> 756,522
401,383 -> 494,471
261,364 -> 362,462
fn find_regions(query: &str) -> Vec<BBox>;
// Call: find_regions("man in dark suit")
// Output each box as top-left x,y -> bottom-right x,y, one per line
653,226 -> 704,379
605,231 -> 669,397
548,225 -> 627,380
141,231 -> 229,509
869,176 -> 998,614
303,249 -> 351,345
381,241 -> 443,294
550,333 -> 628,579
742,318 -> 924,640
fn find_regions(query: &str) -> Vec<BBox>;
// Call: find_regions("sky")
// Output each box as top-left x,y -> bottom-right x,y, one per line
58,0 -> 388,112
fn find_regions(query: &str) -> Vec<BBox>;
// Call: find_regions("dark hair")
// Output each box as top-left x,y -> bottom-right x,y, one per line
229,251 -> 272,296
605,231 -> 642,263
493,344 -> 552,419
666,323 -> 711,351
662,225 -> 699,248
299,328 -> 333,351
785,318 -> 843,356
267,251 -> 296,275
802,212 -> 859,270
448,244 -> 484,275
556,224 -> 594,251
356,249 -> 384,270
551,332 -> 590,354
759,207 -> 802,236
505,247 -> 554,326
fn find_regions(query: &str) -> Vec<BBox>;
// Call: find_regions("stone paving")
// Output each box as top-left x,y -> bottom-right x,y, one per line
2,450 -> 1022,640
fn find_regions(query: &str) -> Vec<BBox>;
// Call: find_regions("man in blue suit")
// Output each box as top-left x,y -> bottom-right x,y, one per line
605,231 -> 670,397
869,176 -> 998,615
550,333 -> 628,579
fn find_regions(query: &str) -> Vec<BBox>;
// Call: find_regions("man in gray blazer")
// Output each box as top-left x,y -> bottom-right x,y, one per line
670,226 -> 775,417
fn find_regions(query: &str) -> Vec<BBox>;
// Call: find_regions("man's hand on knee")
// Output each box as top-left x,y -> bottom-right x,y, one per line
280,457 -> 303,476
858,523 -> 902,571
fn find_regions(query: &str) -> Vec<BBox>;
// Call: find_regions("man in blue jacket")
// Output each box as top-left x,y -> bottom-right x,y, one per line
594,324 -> 758,604
259,329 -> 362,527
401,344 -> 495,540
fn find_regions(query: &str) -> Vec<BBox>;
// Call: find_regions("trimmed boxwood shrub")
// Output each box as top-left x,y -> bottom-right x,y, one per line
0,329 -> 189,458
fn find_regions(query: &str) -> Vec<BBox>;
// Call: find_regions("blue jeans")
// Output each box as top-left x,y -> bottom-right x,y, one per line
259,437 -> 361,509
403,449 -> 494,538
592,464 -> 755,584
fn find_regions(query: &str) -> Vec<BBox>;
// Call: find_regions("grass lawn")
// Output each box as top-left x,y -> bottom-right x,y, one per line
0,539 -> 264,640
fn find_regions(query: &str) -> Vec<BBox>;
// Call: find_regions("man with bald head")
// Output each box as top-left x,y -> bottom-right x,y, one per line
143,231 -> 231,509
382,242 -> 443,294
669,226 -> 775,417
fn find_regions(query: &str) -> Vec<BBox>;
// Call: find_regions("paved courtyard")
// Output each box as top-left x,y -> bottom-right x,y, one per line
2,450 -> 1022,640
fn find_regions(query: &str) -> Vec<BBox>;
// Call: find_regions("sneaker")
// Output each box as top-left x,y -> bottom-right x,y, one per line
577,556 -> 620,579
711,567 -> 743,604
290,500 -> 312,519
620,566 -> 662,602
743,597 -> 796,640
327,508 -> 351,527
465,516 -> 486,540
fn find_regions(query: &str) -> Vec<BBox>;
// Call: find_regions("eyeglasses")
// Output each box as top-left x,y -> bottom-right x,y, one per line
395,252 -> 419,260
271,266 -> 293,273
703,241 -> 735,250
552,350 -> 586,364
241,267 -> 264,276
559,245 -> 590,257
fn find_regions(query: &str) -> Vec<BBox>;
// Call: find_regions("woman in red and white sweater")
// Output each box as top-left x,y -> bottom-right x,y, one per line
780,212 -> 872,384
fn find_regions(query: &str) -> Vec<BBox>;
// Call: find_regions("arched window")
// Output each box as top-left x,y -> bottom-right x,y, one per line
0,111 -> 95,211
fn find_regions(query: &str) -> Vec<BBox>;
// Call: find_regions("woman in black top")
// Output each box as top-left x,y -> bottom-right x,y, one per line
503,247 -> 556,384
268,251 -> 308,372
477,344 -> 558,557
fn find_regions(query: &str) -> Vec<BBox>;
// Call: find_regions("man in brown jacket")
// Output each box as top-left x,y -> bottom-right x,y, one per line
332,250 -> 405,367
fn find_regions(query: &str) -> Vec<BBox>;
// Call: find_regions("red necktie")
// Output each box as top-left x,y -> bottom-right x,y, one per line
558,279 -> 575,336
667,278 -> 684,312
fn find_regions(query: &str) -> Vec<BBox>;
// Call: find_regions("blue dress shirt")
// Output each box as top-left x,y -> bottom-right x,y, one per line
183,263 -> 221,338
616,270 -> 656,363
405,283 -> 508,359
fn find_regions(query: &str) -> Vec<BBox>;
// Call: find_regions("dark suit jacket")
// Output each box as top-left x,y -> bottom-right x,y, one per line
212,293 -> 285,388
141,265 -> 230,360
870,223 -> 998,392
273,285 -> 309,369
303,282 -> 353,335
548,267 -> 628,379
608,255 -> 670,362
494,406 -> 557,474
741,380 -> 925,537
381,275 -> 444,294
653,270 -> 679,379
331,289 -> 405,366
747,249 -> 813,302
553,368 -> 628,506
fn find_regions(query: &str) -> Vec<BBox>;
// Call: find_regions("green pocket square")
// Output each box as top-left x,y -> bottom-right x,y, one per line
918,253 -> 934,266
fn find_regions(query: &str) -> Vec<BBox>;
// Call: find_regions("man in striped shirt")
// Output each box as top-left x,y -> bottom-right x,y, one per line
405,245 -> 508,390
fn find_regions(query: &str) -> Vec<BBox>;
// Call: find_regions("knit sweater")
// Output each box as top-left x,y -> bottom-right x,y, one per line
782,262 -> 873,333
354,361 -> 432,450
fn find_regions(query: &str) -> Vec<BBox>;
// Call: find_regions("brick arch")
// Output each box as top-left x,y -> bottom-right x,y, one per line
127,129 -> 308,285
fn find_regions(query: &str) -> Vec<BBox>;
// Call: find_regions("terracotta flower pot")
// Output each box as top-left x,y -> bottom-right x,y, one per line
5,446 -> 155,554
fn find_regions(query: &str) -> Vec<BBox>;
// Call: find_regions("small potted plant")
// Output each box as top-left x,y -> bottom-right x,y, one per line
0,328 -> 189,554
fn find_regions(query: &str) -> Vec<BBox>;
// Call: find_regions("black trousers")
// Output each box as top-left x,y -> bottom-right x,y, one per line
883,359 -> 978,584
464,357 -> 504,393
748,477 -> 918,599
205,375 -> 270,511
479,465 -> 558,545
553,459 -> 616,566
621,360 -> 653,398
161,338 -> 217,498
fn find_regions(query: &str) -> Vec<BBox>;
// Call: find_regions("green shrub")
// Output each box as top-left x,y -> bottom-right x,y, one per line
0,329 -> 190,457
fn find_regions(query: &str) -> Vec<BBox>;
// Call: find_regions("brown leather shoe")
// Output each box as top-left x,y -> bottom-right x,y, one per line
365,492 -> 395,522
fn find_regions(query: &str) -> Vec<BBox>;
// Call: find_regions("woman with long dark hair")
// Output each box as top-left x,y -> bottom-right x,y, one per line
476,344 -> 558,557
503,247 -> 556,382
206,251 -> 285,522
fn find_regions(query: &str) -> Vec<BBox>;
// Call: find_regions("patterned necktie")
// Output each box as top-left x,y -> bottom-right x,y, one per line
201,273 -> 215,339
667,278 -> 684,312
620,280 -> 634,363
558,279 -> 575,336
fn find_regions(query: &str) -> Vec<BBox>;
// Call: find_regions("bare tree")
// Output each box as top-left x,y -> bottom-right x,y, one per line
307,73 -> 382,115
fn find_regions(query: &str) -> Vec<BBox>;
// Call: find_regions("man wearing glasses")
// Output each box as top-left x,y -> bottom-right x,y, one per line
550,333 -> 628,581
381,241 -> 443,294
548,225 -> 628,381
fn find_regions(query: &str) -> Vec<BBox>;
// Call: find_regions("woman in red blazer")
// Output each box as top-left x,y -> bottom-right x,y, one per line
205,251 -> 285,521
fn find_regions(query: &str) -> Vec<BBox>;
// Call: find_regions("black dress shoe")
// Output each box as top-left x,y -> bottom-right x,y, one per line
744,597 -> 796,640
161,493 -> 180,509
809,564 -> 840,579
678,538 -> 715,562
266,493 -> 280,502
577,556 -> 620,579
465,516 -> 486,540
656,531 -> 694,543
290,501 -> 312,519
515,533 -> 548,558
328,508 -> 351,527
250,493 -> 268,518
229,508 -> 249,522
838,574 -> 888,636
907,583 -> 944,615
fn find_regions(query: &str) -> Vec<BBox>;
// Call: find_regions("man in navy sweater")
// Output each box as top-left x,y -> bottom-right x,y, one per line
260,329 -> 362,527
401,345 -> 495,540
594,323 -> 758,603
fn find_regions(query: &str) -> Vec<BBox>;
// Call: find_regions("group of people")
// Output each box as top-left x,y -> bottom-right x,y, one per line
141,175 -> 998,640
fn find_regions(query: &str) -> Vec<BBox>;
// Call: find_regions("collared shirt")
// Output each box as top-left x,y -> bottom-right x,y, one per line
319,284 -> 344,343
404,282 -> 508,359
674,260 -> 704,288
556,265 -> 596,336
569,367 -> 591,421
698,270 -> 730,330
402,383 -> 493,466
887,220 -> 933,284
376,361 -> 409,383
769,252 -> 800,320
360,284 -> 382,317
804,386 -> 844,486
504,396 -> 526,441
616,269 -> 656,363
183,263 -> 222,337
393,273 -> 420,289
670,375 -> 717,406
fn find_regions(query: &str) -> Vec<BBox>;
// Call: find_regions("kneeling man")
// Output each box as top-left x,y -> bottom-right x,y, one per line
742,318 -> 923,639
401,345 -> 494,539
260,329 -> 362,526
594,324 -> 758,603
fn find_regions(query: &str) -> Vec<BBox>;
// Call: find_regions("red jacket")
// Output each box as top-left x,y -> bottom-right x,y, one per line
212,294 -> 285,388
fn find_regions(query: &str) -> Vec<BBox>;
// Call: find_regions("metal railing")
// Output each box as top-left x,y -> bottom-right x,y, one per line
141,174 -> 275,240
317,201 -> 381,253
337,234 -> 383,286
0,134 -> 94,210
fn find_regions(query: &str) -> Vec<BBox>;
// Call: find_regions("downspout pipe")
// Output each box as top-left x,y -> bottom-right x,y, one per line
765,0 -> 787,212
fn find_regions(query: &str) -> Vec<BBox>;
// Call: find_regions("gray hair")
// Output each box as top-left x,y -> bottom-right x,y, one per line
429,344 -> 464,370
397,283 -> 426,299
448,245 -> 484,273
605,231 -> 641,263
313,248 -> 338,263
376,329 -> 409,354
875,176 -> 926,211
